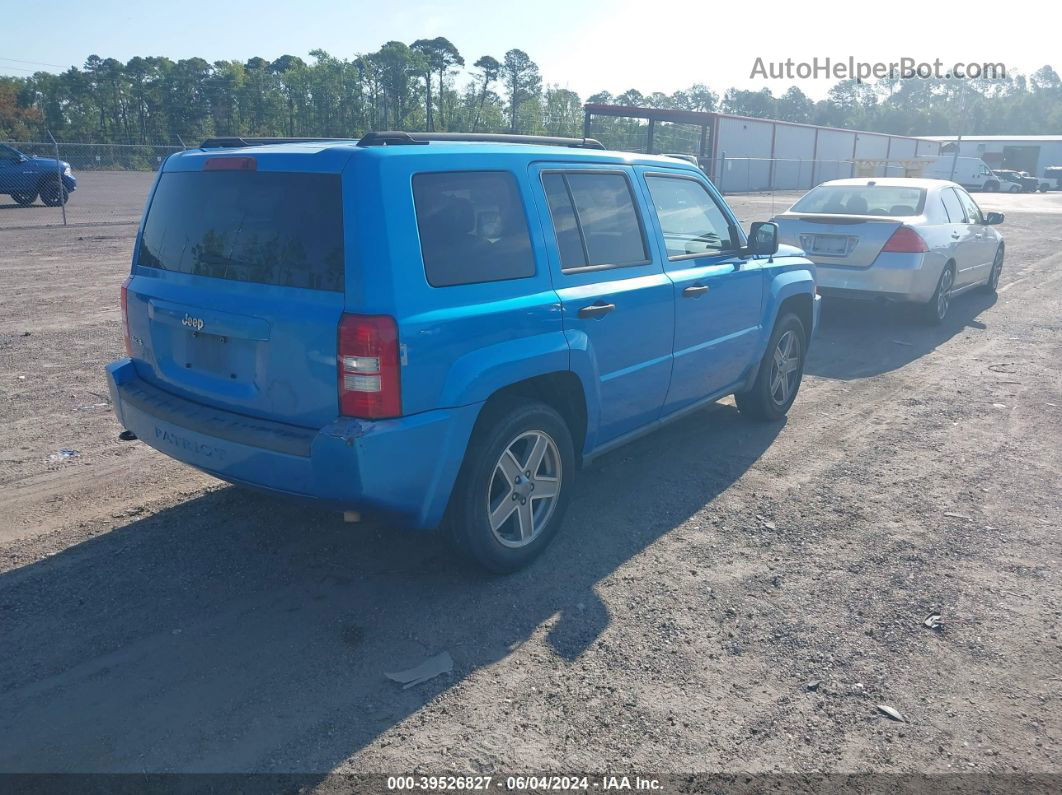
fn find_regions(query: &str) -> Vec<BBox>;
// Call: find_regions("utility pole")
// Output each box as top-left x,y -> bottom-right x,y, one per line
948,81 -> 969,182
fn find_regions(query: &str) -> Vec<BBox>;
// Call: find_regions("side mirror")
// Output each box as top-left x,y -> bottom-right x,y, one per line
985,212 -> 1004,225
746,221 -> 779,256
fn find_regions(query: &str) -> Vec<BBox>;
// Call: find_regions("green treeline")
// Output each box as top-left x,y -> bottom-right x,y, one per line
2,40 -> 1060,146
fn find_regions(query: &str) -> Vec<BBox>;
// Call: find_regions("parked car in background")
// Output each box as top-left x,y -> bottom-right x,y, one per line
0,143 -> 77,206
992,170 -> 1026,193
1041,166 -> 1062,191
106,132 -> 819,573
773,178 -> 1004,324
994,169 -> 1040,193
1027,172 -> 1051,192
922,156 -> 1000,192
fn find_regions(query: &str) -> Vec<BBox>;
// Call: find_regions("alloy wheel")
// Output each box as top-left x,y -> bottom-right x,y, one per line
989,251 -> 1003,290
769,329 -> 802,407
487,430 -> 562,548
937,267 -> 954,320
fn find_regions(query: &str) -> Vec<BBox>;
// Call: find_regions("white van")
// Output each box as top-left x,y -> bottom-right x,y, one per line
921,156 -> 1000,192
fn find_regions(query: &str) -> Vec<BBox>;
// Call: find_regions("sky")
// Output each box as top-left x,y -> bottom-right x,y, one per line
0,0 -> 1049,100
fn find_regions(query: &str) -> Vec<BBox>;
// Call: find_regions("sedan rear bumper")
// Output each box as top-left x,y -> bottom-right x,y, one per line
811,252 -> 939,304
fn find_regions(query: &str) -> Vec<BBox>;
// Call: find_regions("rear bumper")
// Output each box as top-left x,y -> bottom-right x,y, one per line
106,358 -> 481,529
812,252 -> 938,304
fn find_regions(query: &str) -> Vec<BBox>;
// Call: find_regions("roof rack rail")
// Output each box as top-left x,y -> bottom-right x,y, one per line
199,136 -> 352,148
357,131 -> 606,150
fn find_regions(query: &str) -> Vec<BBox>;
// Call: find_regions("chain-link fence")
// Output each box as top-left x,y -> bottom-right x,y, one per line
2,139 -> 919,231
1,141 -> 183,229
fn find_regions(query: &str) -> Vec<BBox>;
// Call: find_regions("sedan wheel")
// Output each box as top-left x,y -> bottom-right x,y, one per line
11,191 -> 36,206
924,266 -> 954,324
984,248 -> 1004,293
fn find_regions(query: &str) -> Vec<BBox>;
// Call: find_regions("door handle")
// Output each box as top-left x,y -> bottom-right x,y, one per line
682,284 -> 710,298
578,302 -> 615,319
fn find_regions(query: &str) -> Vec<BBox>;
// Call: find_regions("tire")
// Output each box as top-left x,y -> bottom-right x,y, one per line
39,179 -> 68,207
922,264 -> 955,325
981,246 -> 1004,293
985,181 -> 999,193
447,399 -> 575,573
1039,185 -> 1049,193
10,191 -> 36,206
735,313 -> 807,422
1009,185 -> 1021,193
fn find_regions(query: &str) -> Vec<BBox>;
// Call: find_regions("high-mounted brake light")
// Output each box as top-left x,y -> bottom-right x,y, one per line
337,314 -> 401,419
203,156 -> 257,171
881,225 -> 928,254
120,277 -> 132,356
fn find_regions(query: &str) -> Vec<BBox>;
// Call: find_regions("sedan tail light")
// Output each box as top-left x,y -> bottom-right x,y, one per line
881,225 -> 929,254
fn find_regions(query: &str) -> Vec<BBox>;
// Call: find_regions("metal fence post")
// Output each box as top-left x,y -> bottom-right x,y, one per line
46,131 -> 67,226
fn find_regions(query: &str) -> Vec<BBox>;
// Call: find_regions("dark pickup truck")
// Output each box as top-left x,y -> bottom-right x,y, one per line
0,143 -> 77,206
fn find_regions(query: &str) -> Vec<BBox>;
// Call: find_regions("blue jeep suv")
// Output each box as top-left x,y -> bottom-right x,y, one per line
106,132 -> 818,572
0,143 -> 77,206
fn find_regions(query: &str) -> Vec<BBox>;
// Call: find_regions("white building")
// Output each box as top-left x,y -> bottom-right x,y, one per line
922,135 -> 1062,178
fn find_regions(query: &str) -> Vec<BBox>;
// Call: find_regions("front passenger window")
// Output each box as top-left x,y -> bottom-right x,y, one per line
956,190 -> 984,224
645,175 -> 735,257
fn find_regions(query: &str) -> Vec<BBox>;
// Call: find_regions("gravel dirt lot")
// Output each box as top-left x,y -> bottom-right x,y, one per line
0,181 -> 1060,777
0,170 -> 155,230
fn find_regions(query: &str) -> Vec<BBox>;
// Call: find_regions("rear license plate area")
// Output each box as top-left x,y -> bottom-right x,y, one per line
185,331 -> 235,377
806,234 -> 854,256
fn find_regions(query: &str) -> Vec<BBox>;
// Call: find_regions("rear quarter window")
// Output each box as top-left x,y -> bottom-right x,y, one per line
137,170 -> 344,291
413,171 -> 535,287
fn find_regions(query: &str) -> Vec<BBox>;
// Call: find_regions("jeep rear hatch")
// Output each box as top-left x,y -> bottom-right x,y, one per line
125,155 -> 347,428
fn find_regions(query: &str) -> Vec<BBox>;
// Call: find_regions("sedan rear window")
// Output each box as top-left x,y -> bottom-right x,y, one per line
791,185 -> 927,217
137,171 -> 344,291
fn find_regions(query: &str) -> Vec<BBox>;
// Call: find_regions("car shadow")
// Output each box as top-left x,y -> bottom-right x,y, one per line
806,290 -> 997,381
0,402 -> 782,774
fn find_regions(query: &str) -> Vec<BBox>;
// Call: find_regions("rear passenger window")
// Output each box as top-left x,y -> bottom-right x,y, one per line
940,188 -> 965,223
413,171 -> 535,287
541,171 -> 648,270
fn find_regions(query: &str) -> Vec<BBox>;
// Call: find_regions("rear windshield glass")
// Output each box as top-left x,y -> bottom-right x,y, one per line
791,185 -> 926,217
137,171 -> 344,291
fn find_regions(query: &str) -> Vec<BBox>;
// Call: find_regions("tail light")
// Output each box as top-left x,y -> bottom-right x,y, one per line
338,314 -> 401,419
881,225 -> 928,253
120,276 -> 132,356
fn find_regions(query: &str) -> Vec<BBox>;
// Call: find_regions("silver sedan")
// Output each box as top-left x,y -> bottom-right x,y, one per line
773,178 -> 1005,323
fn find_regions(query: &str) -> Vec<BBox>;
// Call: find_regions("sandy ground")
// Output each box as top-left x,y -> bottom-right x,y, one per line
0,170 -> 156,229
0,187 -> 1059,777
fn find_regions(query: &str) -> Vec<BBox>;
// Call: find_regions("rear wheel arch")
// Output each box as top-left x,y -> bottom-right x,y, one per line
474,372 -> 588,463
